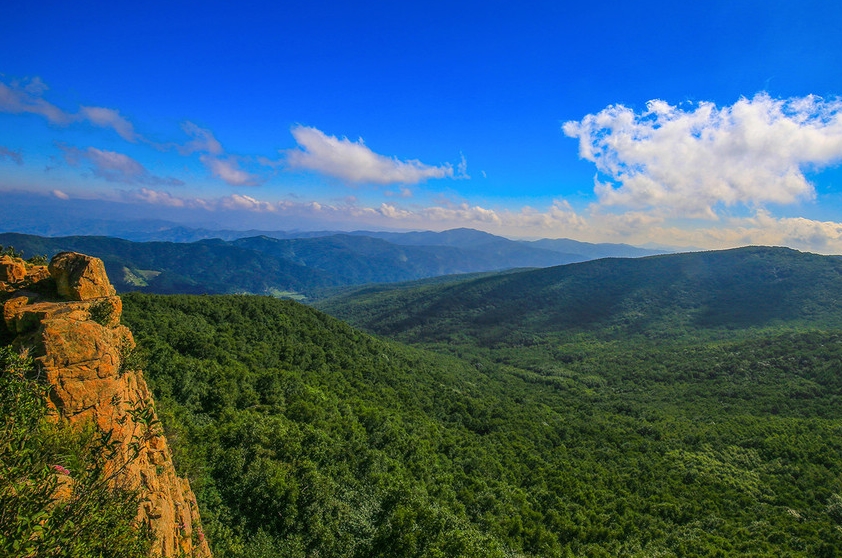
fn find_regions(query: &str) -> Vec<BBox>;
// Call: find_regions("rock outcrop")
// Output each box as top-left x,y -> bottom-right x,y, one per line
0,254 -> 48,290
1,252 -> 211,557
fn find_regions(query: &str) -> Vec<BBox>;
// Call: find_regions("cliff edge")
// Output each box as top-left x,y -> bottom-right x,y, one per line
1,252 -> 212,557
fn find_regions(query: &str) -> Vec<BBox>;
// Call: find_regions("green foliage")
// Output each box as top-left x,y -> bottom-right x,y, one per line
122,291 -> 842,557
0,346 -> 152,558
0,245 -> 47,265
88,299 -> 115,327
317,246 -> 842,344
0,245 -> 23,259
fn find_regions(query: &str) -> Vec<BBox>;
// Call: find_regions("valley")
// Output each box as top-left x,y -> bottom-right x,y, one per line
3,244 -> 842,556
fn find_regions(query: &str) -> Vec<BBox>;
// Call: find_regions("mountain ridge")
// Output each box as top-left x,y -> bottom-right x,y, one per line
316,245 -> 842,344
0,231 -> 665,298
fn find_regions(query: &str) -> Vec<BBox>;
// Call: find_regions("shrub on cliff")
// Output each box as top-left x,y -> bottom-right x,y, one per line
0,346 -> 152,558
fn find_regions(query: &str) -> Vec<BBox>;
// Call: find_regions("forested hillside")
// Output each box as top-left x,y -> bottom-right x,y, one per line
0,232 -> 587,298
317,246 -> 842,344
121,278 -> 842,556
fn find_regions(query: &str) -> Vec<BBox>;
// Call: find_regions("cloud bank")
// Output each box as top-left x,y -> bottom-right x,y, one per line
286,125 -> 455,185
563,94 -> 842,218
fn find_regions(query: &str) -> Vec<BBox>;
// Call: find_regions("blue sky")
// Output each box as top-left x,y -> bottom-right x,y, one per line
3,0 -> 842,251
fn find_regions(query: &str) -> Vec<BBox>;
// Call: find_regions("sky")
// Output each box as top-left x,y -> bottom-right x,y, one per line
3,0 -> 842,251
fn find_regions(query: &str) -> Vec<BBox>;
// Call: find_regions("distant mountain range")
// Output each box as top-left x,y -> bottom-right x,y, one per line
0,230 -> 666,298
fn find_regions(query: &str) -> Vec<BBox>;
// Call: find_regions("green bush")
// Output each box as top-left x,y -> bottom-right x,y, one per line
0,346 -> 152,558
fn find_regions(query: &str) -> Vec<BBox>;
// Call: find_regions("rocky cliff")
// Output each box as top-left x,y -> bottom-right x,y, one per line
1,252 -> 212,557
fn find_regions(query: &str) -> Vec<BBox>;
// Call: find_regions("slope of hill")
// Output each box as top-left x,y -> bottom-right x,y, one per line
120,287 -> 842,557
354,228 -> 665,259
524,237 -> 667,259
317,246 -> 842,344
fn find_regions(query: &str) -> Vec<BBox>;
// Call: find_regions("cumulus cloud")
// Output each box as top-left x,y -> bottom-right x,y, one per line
563,93 -> 842,218
421,203 -> 503,225
286,125 -> 455,185
732,211 -> 842,252
116,188 -> 277,213
60,145 -> 184,186
86,183 -> 842,253
0,146 -> 23,165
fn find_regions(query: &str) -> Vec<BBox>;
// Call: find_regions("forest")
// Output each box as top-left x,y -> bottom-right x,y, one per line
4,245 -> 842,556
121,268 -> 842,556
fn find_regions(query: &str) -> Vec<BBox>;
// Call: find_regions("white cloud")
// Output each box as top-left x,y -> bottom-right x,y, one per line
78,106 -> 138,142
171,122 -> 260,186
200,155 -> 258,186
378,203 -> 413,219
74,184 -> 842,254
456,153 -> 470,179
61,145 -> 183,186
123,188 -> 187,207
178,122 -> 223,155
286,125 -> 455,185
51,189 -> 70,200
23,76 -> 48,95
421,203 -> 503,225
563,93 -> 842,218
219,194 -> 275,212
732,211 -> 842,252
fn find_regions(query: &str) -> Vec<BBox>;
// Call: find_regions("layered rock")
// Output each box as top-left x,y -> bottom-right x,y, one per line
2,253 -> 211,557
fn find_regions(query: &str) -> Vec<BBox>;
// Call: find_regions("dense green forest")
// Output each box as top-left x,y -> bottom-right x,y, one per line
5,245 -> 842,555
315,246 -> 842,344
118,269 -> 842,556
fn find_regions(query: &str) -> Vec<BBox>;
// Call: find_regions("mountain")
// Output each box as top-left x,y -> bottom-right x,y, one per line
0,232 -> 597,297
316,246 -> 842,343
0,232 -> 332,297
0,191 -> 672,256
523,237 -> 668,259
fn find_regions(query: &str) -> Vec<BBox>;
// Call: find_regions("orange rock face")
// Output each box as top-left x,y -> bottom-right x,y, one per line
3,253 -> 212,557
49,251 -> 116,300
0,255 -> 26,283
0,255 -> 48,293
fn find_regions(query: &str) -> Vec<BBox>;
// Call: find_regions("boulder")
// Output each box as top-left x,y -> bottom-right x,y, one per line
26,265 -> 50,284
49,252 -> 116,300
0,255 -> 26,284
